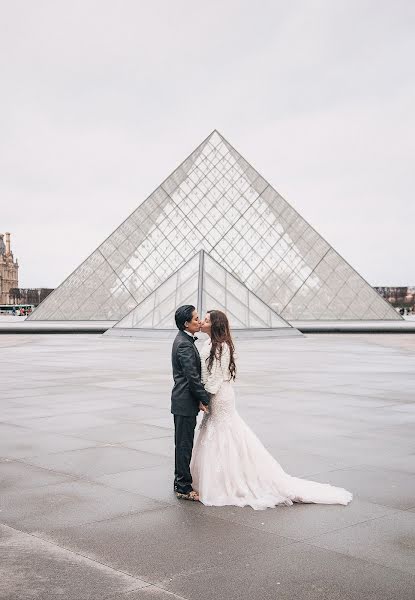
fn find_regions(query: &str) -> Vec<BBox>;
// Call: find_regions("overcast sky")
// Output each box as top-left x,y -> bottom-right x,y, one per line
1,0 -> 414,288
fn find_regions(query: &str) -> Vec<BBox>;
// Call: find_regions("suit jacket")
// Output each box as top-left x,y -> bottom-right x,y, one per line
171,331 -> 210,416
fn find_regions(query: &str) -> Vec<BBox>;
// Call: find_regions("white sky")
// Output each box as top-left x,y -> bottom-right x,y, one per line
1,0 -> 414,288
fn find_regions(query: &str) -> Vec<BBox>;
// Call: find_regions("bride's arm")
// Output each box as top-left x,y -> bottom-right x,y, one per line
204,345 -> 229,395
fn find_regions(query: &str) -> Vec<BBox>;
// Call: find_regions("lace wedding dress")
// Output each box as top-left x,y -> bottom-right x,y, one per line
190,339 -> 352,510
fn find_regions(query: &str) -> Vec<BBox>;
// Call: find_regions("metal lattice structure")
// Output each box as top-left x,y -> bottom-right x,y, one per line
112,250 -> 296,331
29,130 -> 400,322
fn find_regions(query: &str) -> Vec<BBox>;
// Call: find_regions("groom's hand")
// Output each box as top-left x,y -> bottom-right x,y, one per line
199,402 -> 209,413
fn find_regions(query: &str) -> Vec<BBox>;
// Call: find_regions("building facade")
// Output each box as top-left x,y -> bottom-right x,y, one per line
375,287 -> 414,314
0,232 -> 19,304
9,287 -> 54,306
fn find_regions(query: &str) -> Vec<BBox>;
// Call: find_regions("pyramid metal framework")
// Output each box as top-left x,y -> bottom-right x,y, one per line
111,250 -> 298,332
30,130 -> 400,322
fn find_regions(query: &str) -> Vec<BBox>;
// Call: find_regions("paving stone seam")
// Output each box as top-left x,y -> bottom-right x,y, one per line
153,548 -> 294,588
0,425 -> 175,443
279,387 -> 415,403
300,539 -> 415,578
6,513 -> 302,593
9,456 -> 173,480
1,456 -> 88,479
2,382 -> 89,391
151,542 -> 313,589
0,420 -> 52,431
153,538 -> 415,590
37,503 -> 299,548
301,508 -> 415,541
341,497 -> 415,512
118,442 -> 173,453
0,410 -> 137,422
285,462 -> 415,478
328,462 -> 415,476
36,504 -> 212,534
7,456 -> 142,483
0,522 -> 155,589
8,440 -> 172,463
289,508 -> 407,541
0,464 -> 176,514
0,457 -> 81,486
0,440 -> 102,460
77,474 -> 178,506
277,465 -> 364,478
104,584 -> 191,600
192,502 -> 406,537
56,430 -> 173,443
31,500 -> 174,531
0,498 -> 172,531
0,490 -> 174,539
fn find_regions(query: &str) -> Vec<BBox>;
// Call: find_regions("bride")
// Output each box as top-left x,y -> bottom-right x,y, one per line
190,310 -> 352,510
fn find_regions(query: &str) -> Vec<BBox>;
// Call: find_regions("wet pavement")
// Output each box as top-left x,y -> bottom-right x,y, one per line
1,332 -> 415,599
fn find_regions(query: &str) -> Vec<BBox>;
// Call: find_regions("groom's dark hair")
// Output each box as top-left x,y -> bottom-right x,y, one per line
175,305 -> 195,331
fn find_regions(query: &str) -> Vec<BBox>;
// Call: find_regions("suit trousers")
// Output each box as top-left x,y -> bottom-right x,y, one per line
174,414 -> 197,494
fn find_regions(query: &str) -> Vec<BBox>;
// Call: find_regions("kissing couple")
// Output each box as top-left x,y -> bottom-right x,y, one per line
171,304 -> 352,509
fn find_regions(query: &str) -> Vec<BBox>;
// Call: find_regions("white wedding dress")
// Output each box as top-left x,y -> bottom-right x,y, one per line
191,339 -> 352,510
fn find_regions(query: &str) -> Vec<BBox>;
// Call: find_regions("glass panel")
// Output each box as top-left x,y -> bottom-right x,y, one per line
115,254 -> 200,329
203,254 -> 289,329
31,130 -> 397,322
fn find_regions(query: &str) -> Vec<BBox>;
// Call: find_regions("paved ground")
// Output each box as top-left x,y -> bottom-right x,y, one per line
1,332 -> 415,600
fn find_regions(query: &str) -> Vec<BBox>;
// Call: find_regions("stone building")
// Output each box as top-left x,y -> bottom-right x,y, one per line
0,232 -> 19,304
375,286 -> 415,313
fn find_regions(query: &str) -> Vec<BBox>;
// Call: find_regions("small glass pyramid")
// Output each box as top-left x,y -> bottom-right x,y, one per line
111,250 -> 296,331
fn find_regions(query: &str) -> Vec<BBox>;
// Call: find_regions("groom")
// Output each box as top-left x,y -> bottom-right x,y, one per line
171,305 -> 210,501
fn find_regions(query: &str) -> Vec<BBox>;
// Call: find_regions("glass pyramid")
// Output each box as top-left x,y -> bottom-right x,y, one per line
29,130 -> 400,322
111,250 -> 296,331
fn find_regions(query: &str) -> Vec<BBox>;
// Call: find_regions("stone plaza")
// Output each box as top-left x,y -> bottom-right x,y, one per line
1,330 -> 415,599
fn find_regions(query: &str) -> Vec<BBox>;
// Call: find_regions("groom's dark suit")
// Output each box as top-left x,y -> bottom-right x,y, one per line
171,330 -> 210,494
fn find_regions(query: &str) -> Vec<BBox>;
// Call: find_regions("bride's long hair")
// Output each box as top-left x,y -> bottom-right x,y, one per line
206,310 -> 236,381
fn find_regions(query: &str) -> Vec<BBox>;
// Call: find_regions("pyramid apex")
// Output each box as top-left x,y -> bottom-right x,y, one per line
207,129 -> 225,140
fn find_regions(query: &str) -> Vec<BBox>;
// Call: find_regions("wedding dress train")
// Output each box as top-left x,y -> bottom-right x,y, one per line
190,340 -> 352,510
